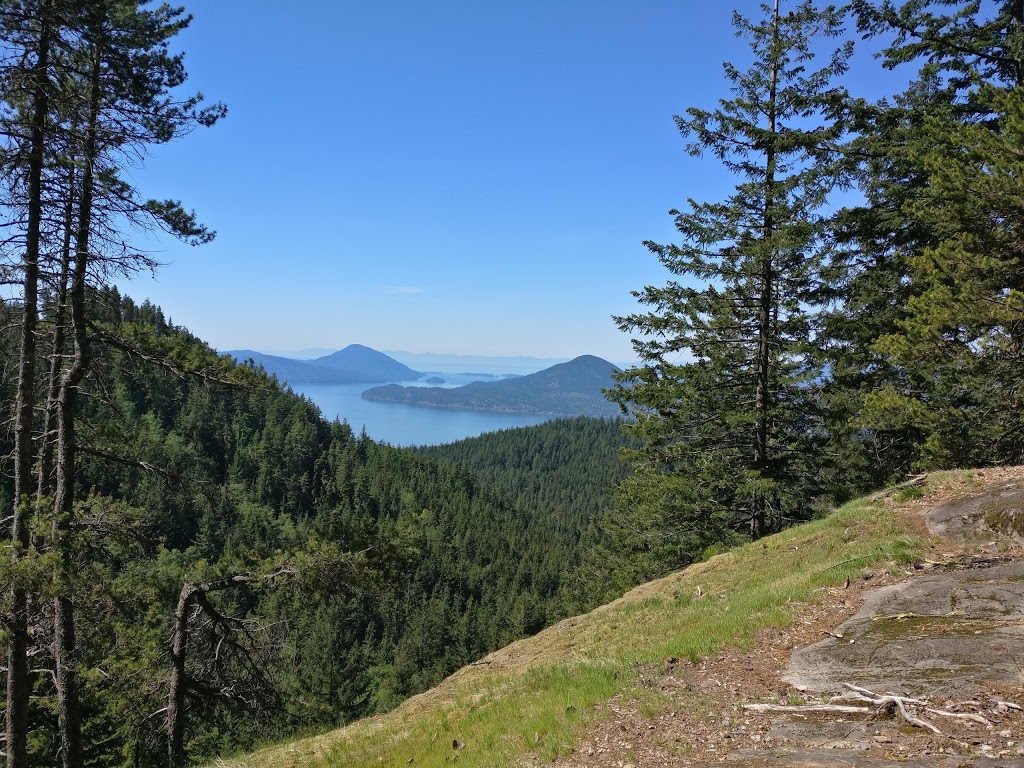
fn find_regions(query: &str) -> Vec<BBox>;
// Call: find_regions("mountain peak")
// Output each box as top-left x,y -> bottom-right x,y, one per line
227,345 -> 420,384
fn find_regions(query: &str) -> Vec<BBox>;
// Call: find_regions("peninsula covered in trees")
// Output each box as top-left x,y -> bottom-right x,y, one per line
362,355 -> 622,417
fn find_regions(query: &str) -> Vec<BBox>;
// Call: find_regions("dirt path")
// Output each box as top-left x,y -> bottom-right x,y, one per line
547,469 -> 1024,768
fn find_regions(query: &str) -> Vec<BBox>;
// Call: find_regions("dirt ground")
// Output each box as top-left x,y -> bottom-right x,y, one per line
545,468 -> 1024,768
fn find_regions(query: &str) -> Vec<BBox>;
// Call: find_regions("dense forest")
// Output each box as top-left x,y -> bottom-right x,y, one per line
2,290 -> 628,766
607,0 -> 1024,583
4,1 -> 1024,767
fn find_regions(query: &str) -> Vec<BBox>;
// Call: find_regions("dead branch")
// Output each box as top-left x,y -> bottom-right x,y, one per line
840,683 -> 942,734
893,696 -> 942,734
745,682 -> 1004,738
841,682 -> 927,705
89,324 -> 240,386
78,445 -> 180,481
923,707 -> 992,727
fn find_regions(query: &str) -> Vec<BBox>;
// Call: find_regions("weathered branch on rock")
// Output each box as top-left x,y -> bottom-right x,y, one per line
840,683 -> 942,734
923,707 -> 992,726
744,682 -> 1009,738
893,696 -> 942,734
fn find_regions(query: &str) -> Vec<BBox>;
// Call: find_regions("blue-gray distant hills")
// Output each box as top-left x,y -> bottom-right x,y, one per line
361,355 -> 621,417
227,344 -> 420,384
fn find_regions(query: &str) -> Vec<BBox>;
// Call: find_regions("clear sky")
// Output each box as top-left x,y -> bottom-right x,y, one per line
121,1 -> 902,363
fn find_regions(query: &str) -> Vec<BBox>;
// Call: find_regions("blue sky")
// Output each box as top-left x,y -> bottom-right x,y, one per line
123,1 -> 903,363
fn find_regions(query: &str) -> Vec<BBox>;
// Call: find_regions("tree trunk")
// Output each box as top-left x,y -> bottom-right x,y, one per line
51,43 -> 102,768
167,584 -> 198,768
751,0 -> 780,540
1011,0 -> 1023,87
167,574 -> 256,768
35,152 -> 77,517
8,5 -> 52,766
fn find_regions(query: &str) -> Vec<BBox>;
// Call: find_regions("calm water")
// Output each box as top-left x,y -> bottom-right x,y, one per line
292,373 -> 548,447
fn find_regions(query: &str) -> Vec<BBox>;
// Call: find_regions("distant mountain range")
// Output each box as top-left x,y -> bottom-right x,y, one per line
382,350 -> 572,376
227,344 -> 420,384
362,355 -> 621,417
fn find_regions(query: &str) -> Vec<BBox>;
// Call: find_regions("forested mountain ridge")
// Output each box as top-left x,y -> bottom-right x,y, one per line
227,344 -> 421,384
7,2 -> 1024,767
0,292 -> 618,766
419,416 -> 633,609
362,355 -> 622,417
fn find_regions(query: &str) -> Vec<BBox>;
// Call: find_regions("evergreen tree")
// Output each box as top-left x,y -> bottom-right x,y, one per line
839,0 -> 1024,469
0,2 -> 222,764
609,1 -> 851,577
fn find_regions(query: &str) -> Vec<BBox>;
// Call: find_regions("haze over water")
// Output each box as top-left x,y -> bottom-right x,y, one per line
293,372 -> 548,446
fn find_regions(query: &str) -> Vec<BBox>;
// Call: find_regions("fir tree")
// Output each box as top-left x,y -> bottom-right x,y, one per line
842,0 -> 1024,468
609,1 -> 852,576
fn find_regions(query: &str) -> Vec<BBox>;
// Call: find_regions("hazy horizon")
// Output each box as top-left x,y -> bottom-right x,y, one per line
223,344 -> 636,375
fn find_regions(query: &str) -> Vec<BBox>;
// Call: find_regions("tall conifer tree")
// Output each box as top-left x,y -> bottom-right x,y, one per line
609,1 -> 851,575
0,2 -> 222,764
837,1 -> 1024,469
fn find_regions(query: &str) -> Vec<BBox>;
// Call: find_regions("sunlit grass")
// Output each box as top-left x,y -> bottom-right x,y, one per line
221,470 -> 990,768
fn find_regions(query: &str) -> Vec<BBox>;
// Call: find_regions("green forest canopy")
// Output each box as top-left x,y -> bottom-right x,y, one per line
3,2 -> 1024,767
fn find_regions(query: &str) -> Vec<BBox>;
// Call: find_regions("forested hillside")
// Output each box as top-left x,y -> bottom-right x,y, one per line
420,417 -> 629,528
420,417 -> 633,609
6,3 -> 1024,768
1,291 -> 616,766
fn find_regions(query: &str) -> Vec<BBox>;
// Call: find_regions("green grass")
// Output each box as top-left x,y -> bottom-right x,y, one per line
220,471 -> 981,768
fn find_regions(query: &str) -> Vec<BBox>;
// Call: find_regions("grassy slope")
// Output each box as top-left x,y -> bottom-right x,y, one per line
221,471 -> 991,768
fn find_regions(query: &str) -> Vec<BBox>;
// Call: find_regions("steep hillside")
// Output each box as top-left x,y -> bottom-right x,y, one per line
362,355 -> 621,417
227,469 -> 1024,768
418,417 -> 630,548
2,295 -> 614,767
